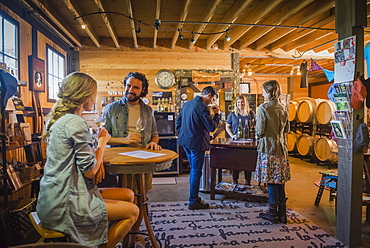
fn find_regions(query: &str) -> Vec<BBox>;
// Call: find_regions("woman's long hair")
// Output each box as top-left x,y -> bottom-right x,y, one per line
262,80 -> 281,101
233,94 -> 251,116
42,72 -> 97,140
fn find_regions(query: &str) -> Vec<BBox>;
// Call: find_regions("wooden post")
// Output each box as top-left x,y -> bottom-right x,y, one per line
231,53 -> 240,97
335,0 -> 366,246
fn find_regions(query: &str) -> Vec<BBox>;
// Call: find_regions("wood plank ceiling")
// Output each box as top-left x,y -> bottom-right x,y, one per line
16,0 -> 370,75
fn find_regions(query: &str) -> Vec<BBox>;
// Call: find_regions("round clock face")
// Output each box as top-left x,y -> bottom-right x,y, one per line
181,93 -> 187,100
155,69 -> 175,89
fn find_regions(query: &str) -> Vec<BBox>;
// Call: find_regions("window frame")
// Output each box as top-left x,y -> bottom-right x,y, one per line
0,9 -> 19,79
46,44 -> 65,103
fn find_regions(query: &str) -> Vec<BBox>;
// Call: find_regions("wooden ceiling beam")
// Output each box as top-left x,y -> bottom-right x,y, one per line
300,33 -> 338,53
125,0 -> 138,49
93,0 -> 119,48
62,0 -> 100,47
30,0 -> 82,47
239,0 -> 315,49
188,0 -> 222,49
204,0 -> 253,50
254,0 -> 335,51
223,0 -> 284,49
153,0 -> 161,49
283,29 -> 334,51
269,13 -> 335,51
170,0 -> 192,49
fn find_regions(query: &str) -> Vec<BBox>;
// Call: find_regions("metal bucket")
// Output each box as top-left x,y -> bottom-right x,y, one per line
199,152 -> 211,192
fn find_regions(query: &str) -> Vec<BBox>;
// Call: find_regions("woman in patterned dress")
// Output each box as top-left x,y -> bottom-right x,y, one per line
254,80 -> 290,224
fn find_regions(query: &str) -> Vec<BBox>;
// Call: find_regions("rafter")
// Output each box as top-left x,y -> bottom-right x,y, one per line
188,0 -> 222,49
170,0 -> 192,49
93,0 -> 119,48
269,13 -> 335,51
253,0 -> 335,50
62,0 -> 100,47
204,0 -> 253,50
300,34 -> 338,53
224,0 -> 284,49
153,0 -> 161,49
30,0 -> 82,47
284,30 -> 334,51
125,0 -> 138,49
239,0 -> 315,49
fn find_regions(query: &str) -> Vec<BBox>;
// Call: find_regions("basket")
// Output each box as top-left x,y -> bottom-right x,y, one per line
0,198 -> 36,239
18,165 -> 40,183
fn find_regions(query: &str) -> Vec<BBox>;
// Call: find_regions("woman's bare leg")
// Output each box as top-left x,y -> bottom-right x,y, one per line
104,199 -> 139,248
100,188 -> 135,202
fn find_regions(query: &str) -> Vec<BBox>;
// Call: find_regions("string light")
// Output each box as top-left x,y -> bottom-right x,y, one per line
73,11 -> 233,36
190,32 -> 195,43
225,30 -> 230,41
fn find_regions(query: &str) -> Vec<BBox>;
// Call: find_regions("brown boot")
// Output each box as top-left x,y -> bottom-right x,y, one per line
278,199 -> 287,224
259,204 -> 278,223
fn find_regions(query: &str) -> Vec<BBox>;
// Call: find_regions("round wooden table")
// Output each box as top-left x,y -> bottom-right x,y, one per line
103,147 -> 178,248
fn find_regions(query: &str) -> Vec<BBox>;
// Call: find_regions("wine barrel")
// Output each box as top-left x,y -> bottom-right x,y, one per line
297,134 -> 314,156
297,98 -> 317,123
314,136 -> 338,162
289,100 -> 300,121
287,131 -> 300,152
316,100 -> 336,125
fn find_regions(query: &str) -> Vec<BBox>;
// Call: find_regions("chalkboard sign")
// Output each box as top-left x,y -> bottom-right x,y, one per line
242,94 -> 264,113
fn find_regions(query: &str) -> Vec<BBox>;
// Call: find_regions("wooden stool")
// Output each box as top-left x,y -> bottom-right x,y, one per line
314,170 -> 338,205
29,212 -> 69,243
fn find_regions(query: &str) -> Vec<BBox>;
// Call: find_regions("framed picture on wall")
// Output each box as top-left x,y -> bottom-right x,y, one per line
28,56 -> 45,92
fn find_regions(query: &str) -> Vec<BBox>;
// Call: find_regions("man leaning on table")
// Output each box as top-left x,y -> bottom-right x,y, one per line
104,71 -> 161,246
176,86 -> 220,210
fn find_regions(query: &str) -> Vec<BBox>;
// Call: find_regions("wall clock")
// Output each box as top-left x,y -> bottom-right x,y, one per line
155,69 -> 175,89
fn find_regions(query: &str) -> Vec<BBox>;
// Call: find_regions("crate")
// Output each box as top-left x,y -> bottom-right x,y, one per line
18,165 -> 40,183
0,198 -> 36,240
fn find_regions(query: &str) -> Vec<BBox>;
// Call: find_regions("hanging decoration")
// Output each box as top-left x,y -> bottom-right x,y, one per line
323,69 -> 334,82
310,58 -> 323,71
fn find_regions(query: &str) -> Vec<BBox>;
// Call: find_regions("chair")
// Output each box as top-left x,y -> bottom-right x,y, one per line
29,212 -> 69,243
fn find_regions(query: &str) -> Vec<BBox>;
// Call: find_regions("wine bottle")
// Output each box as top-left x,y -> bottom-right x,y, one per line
237,119 -> 243,139
243,119 -> 250,139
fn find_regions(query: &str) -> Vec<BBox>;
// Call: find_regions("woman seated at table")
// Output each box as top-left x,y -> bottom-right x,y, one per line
225,94 -> 256,185
37,72 -> 139,248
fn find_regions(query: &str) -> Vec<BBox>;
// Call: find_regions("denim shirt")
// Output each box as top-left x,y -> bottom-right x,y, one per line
256,99 -> 289,156
104,97 -> 158,146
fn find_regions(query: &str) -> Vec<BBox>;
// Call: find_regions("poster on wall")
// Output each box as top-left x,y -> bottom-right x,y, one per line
28,56 -> 45,92
334,35 -> 356,83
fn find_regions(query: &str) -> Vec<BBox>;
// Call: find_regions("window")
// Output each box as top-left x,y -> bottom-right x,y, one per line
47,45 -> 65,101
0,12 -> 19,78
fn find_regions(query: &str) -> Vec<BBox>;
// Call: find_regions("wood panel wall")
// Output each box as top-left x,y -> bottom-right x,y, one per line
0,3 -> 67,132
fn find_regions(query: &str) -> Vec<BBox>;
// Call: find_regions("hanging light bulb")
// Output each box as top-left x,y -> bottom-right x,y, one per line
296,65 -> 301,75
225,30 -> 231,41
81,24 -> 86,29
247,68 -> 253,76
190,32 -> 195,43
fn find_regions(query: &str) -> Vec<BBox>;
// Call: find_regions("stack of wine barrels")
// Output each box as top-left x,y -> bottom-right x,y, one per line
288,97 -> 338,164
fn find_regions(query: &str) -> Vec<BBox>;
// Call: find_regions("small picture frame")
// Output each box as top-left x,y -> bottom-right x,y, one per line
29,56 -> 45,92
330,120 -> 347,139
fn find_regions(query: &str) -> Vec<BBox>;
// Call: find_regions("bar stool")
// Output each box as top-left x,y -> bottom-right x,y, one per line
29,212 -> 69,243
314,170 -> 338,205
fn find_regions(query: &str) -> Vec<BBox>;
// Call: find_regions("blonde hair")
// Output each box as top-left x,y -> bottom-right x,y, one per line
262,80 -> 281,101
233,95 -> 251,116
42,72 -> 97,140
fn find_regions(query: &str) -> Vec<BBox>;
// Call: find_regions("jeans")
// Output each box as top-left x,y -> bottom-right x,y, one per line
183,147 -> 205,204
267,183 -> 286,204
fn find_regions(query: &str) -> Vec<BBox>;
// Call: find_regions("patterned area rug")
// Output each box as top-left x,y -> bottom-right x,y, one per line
135,200 -> 346,248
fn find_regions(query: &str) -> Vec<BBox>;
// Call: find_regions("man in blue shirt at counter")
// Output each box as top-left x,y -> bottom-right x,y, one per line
176,86 -> 220,210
